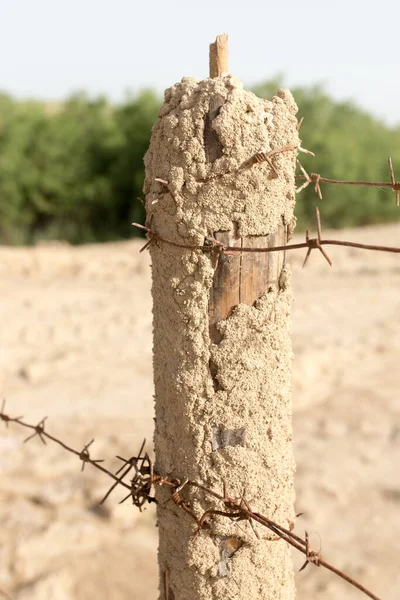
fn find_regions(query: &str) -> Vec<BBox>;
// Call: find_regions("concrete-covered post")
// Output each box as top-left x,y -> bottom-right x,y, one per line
144,36 -> 299,600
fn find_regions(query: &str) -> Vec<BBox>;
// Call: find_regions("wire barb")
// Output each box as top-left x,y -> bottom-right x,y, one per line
298,145 -> 315,157
23,416 -> 48,444
296,160 -> 323,199
79,439 -> 104,472
388,157 -> 400,206
0,398 -> 23,428
299,530 -> 322,572
139,215 -> 156,253
302,207 -> 333,268
239,145 -> 298,176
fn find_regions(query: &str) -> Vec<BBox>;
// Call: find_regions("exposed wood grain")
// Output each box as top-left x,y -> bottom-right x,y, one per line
209,224 -> 287,344
239,227 -> 286,304
204,94 -> 225,162
209,229 -> 241,343
209,34 -> 229,78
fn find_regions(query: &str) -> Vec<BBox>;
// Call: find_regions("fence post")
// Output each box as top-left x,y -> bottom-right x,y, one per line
144,35 -> 299,600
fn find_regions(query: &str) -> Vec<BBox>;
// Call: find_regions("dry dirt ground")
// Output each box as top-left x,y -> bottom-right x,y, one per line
1,224 -> 400,600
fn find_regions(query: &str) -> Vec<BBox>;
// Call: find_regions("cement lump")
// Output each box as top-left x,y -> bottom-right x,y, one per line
145,75 -> 299,600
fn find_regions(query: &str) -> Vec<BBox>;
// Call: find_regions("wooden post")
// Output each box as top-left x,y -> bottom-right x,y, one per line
144,35 -> 299,600
209,34 -> 229,78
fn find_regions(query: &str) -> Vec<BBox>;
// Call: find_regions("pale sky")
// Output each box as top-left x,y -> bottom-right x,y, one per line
1,0 -> 399,125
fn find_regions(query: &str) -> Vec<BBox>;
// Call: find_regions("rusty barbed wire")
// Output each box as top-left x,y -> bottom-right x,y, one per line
0,399 -> 131,493
0,406 -> 382,600
296,157 -> 400,205
133,205 -> 400,269
238,144 -> 300,175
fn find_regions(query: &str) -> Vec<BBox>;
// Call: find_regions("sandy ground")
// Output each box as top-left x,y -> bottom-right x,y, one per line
1,223 -> 400,600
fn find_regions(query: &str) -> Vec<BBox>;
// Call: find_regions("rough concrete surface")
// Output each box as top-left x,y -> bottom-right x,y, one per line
144,76 -> 299,599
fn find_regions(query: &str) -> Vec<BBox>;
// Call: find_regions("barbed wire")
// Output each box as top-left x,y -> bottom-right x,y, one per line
143,150 -> 399,263
0,401 -> 382,600
0,398 -> 131,492
296,157 -> 400,205
133,205 -> 400,269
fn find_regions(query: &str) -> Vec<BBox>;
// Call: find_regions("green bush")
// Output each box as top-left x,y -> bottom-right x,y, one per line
0,90 -> 159,244
253,78 -> 400,232
0,81 -> 399,245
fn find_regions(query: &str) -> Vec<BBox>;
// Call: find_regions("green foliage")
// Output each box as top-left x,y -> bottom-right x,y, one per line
0,80 -> 399,244
253,78 -> 400,232
0,90 -> 159,244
